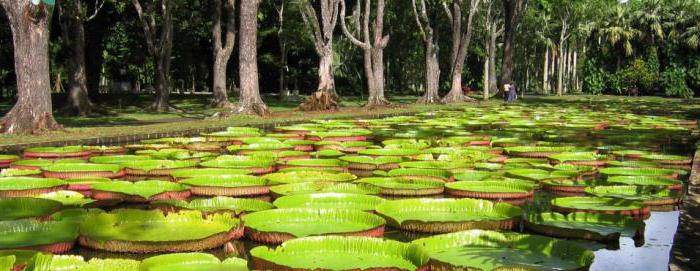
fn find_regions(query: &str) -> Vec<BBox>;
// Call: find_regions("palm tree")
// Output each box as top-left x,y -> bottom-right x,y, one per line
595,5 -> 641,68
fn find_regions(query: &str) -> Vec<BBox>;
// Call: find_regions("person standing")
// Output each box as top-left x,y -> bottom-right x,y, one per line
503,84 -> 511,102
508,84 -> 518,102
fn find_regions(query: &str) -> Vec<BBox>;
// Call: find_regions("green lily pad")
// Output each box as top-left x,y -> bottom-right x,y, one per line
412,230 -> 594,271
273,193 -> 385,211
0,197 -> 62,220
250,236 -> 426,270
243,208 -> 385,237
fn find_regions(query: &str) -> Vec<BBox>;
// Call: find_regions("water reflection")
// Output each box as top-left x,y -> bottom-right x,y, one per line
591,211 -> 679,271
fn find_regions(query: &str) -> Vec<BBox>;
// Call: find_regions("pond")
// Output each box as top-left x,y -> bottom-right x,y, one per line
0,104 -> 694,270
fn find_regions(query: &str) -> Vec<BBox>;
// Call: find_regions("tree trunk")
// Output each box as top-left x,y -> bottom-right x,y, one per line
543,45 -> 549,94
234,0 -> 269,115
367,46 -> 390,107
279,38 -> 289,98
572,44 -> 578,92
417,43 -> 440,104
500,0 -> 525,88
212,0 -> 236,109
298,0 -> 340,110
557,41 -> 565,96
483,56 -> 489,100
152,53 -> 173,111
58,0 -> 94,116
317,48 -> 336,94
1,1 -> 60,134
442,0 -> 479,103
412,0 -> 440,104
488,26 -> 499,96
212,56 -> 233,108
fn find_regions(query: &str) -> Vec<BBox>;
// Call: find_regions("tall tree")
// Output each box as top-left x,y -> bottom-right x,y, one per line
57,0 -> 105,116
411,0 -> 441,104
482,0 -> 503,100
500,0 -> 526,89
340,0 -> 391,107
0,0 -> 60,134
298,0 -> 341,111
235,0 -> 269,115
132,0 -> 176,112
211,0 -> 236,109
441,0 -> 481,103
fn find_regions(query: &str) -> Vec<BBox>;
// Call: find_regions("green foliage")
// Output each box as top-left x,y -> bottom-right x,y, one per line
620,59 -> 656,93
688,58 -> 700,89
661,64 -> 693,99
582,60 -> 605,95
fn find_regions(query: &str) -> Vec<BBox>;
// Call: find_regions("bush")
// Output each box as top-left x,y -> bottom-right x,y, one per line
689,58 -> 700,90
661,65 -> 693,99
622,59 -> 657,94
582,60 -> 605,95
606,70 -> 629,95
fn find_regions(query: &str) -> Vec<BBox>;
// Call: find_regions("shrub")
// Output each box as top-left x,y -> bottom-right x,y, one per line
661,64 -> 693,99
582,60 -> 605,95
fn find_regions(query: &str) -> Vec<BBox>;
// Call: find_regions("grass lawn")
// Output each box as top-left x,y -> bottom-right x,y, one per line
0,94 -> 698,149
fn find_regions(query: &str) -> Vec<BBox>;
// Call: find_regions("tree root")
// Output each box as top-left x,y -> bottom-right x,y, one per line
365,96 -> 392,109
149,101 -> 183,113
212,99 -> 237,110
416,94 -> 443,104
231,101 -> 270,116
441,91 -> 477,103
1,112 -> 62,134
298,91 -> 339,111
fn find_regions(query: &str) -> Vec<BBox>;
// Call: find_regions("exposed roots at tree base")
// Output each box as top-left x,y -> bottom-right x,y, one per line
149,101 -> 183,113
231,102 -> 271,116
297,91 -> 339,111
1,112 -> 63,134
416,94 -> 443,104
365,96 -> 392,109
441,92 -> 477,103
212,99 -> 236,110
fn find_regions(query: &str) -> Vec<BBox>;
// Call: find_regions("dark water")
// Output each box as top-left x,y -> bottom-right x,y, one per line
591,211 -> 679,271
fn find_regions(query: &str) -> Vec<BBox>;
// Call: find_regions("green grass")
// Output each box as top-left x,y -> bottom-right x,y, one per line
0,94 -> 698,149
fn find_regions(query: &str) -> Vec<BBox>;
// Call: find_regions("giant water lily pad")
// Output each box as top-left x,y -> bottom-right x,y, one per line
243,208 -> 386,244
525,212 -> 644,241
551,197 -> 649,219
89,155 -> 153,165
35,191 -> 95,207
584,185 -> 681,205
0,197 -> 62,220
169,168 -> 251,179
273,193 -> 385,211
358,148 -> 424,157
376,198 -> 522,233
270,182 -> 379,196
250,236 -> 427,270
599,167 -> 679,178
91,180 -> 188,201
79,209 -> 243,253
140,253 -> 248,271
506,169 -> 578,181
606,175 -> 683,189
28,254 -> 140,271
444,180 -> 536,203
412,230 -> 594,271
51,165 -> 121,176
121,160 -> 197,172
153,196 -> 273,215
263,171 -> 356,184
0,177 -> 67,197
355,177 -> 444,196
0,219 -> 79,252
180,175 -> 268,196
